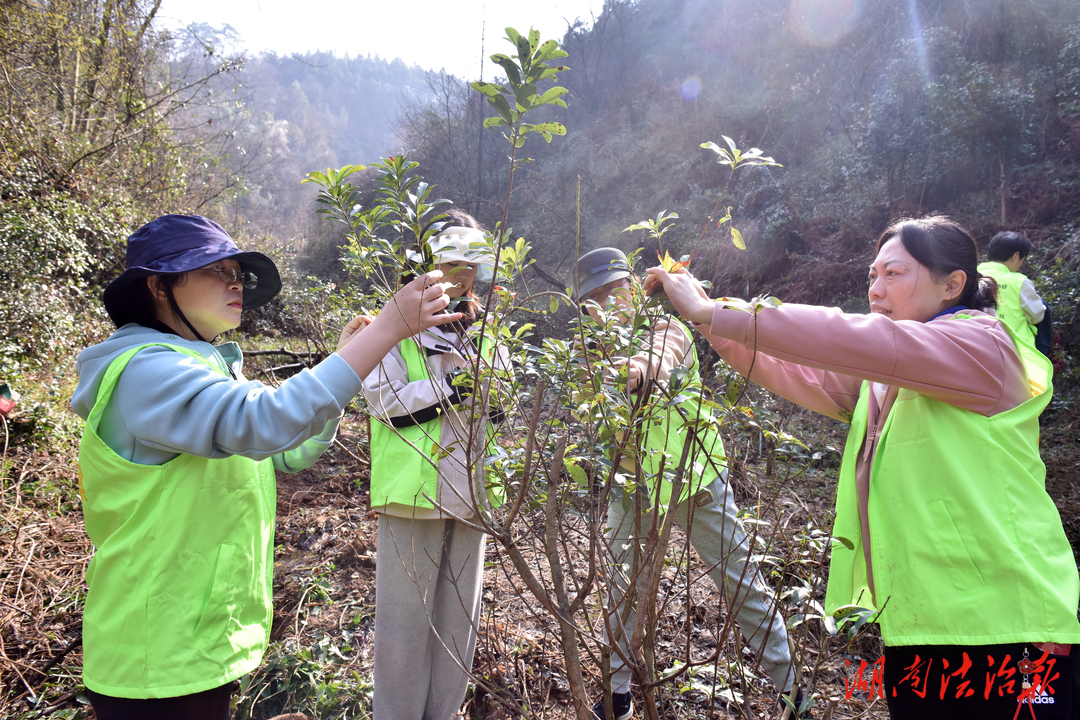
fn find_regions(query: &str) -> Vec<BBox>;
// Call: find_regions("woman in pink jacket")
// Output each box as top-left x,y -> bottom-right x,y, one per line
644,215 -> 1079,720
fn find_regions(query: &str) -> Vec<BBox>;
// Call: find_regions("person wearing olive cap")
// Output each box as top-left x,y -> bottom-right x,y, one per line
363,209 -> 509,720
71,214 -> 462,719
575,247 -> 803,720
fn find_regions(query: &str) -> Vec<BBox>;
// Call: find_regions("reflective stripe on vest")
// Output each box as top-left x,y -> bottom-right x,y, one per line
78,343 -> 276,697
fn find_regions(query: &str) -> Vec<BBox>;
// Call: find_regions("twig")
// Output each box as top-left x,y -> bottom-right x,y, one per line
26,688 -> 79,718
243,348 -> 322,359
30,635 -> 82,684
332,438 -> 369,467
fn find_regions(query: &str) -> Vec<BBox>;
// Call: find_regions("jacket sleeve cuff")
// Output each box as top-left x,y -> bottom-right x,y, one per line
709,299 -> 756,345
311,353 -> 365,409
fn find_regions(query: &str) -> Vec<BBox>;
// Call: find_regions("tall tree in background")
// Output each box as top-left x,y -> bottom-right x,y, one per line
0,0 -> 246,375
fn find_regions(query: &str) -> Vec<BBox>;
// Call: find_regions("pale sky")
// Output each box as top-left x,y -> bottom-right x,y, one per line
158,0 -> 604,79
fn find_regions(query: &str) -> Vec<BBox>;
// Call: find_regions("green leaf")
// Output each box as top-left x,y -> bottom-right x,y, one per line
753,296 -> 784,310
514,82 -> 538,107
832,535 -> 855,551
471,81 -> 505,98
549,296 -> 559,313
701,140 -> 735,166
520,122 -> 566,141
535,39 -> 568,62
564,462 -> 589,489
488,94 -> 514,125
537,86 -> 569,107
537,65 -> 569,81
731,227 -> 745,250
515,34 -> 533,66
491,56 -> 522,87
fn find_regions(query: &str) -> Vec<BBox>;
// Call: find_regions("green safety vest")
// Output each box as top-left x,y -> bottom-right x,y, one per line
825,316 -> 1080,645
369,335 -> 501,510
78,344 -> 276,698
979,261 -> 1036,342
622,319 -> 727,509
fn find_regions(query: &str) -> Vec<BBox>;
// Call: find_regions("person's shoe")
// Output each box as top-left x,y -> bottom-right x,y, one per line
778,686 -> 811,719
591,690 -> 633,720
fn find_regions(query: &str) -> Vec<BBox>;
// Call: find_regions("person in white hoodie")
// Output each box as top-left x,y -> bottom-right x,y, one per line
363,209 -> 507,720
72,214 -> 460,720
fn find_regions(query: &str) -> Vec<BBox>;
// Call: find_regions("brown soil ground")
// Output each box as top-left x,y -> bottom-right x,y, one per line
2,395 -> 1077,720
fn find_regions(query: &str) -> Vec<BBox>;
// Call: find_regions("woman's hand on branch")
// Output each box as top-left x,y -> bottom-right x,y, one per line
337,315 -> 373,352
382,271 -> 463,337
611,357 -> 644,391
334,272 -> 462,382
643,267 -> 714,325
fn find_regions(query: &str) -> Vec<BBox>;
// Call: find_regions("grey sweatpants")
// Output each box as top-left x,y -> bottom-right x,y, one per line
373,515 -> 487,720
604,476 -> 795,693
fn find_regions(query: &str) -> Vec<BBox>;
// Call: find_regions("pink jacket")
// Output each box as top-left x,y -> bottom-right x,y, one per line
699,300 -> 1027,419
696,299 -> 1030,594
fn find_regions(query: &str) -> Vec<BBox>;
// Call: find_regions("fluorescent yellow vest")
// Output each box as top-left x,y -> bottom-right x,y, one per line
825,316 -> 1080,645
626,319 -> 727,509
979,261 -> 1036,342
78,344 -> 276,697
369,336 -> 501,510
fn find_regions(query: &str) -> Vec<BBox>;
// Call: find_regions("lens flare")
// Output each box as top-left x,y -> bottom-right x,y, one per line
788,0 -> 863,47
681,76 -> 702,101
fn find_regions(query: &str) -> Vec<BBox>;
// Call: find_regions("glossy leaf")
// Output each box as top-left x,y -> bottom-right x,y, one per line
731,227 -> 745,250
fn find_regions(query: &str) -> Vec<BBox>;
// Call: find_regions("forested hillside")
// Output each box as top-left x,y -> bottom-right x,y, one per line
215,45 -> 433,241
393,0 -> 1080,342
3,0 -> 1080,718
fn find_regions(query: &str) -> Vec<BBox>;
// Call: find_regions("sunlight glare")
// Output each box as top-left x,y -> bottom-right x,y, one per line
681,76 -> 703,101
788,0 -> 863,47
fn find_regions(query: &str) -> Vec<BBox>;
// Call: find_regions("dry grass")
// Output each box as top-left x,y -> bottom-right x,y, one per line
1,387 -> 1076,719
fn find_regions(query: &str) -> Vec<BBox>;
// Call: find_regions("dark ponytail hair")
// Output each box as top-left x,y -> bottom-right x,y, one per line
875,215 -> 998,311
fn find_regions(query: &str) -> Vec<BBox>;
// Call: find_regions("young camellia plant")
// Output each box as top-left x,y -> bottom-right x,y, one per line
699,136 -> 782,252
624,137 -> 779,312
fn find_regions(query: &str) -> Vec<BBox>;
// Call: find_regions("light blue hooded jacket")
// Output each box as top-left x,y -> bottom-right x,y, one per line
71,324 -> 363,468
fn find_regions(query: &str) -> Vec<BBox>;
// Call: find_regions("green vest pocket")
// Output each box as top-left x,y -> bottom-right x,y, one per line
927,499 -> 986,593
193,543 -> 240,639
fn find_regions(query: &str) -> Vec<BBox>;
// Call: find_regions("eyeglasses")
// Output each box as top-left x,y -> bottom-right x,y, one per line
209,265 -> 258,290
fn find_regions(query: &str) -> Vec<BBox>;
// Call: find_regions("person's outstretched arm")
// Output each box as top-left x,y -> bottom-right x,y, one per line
336,271 -> 461,379
85,272 -> 463,464
644,267 -> 1027,417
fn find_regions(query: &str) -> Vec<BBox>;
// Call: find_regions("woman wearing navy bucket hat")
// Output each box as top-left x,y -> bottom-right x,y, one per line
71,215 -> 462,719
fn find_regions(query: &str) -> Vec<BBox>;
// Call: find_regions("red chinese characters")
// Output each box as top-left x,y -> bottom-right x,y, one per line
845,657 -> 886,700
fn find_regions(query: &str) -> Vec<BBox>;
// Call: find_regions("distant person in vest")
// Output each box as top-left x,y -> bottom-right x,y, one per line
644,215 -> 1080,720
978,230 -> 1052,357
362,208 -> 508,720
72,214 -> 461,720
572,248 -> 804,720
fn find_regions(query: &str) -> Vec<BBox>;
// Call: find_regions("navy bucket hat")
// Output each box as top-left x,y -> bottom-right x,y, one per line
575,247 -> 632,301
103,215 -> 282,327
